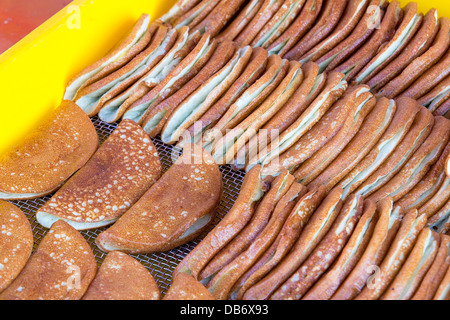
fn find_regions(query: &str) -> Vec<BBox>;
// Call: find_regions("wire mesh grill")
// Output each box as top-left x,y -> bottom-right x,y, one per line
9,116 -> 246,295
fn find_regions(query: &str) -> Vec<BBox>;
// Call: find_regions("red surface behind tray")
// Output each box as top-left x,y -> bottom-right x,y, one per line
0,0 -> 72,54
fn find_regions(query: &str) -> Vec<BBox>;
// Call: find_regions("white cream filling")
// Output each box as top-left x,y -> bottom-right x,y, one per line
334,196 -> 359,235
36,211 -> 117,231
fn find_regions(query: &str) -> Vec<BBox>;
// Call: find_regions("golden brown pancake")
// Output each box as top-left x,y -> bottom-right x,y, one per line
96,144 -> 222,254
0,101 -> 98,200
0,201 -> 33,293
164,273 -> 214,300
36,119 -> 162,230
82,251 -> 160,300
0,220 -> 97,300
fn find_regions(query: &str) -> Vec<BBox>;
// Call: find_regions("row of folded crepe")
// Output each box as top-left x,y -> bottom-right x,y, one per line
175,165 -> 450,300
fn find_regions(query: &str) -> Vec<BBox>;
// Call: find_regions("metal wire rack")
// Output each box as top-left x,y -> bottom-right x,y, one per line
9,116 -> 246,295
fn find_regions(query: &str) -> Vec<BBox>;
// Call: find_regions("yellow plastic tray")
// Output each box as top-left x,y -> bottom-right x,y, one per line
0,0 -> 448,156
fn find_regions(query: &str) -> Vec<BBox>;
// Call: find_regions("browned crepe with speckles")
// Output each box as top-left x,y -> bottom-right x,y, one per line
0,101 -> 98,200
331,197 -> 402,300
355,209 -> 427,300
158,0 -> 203,25
367,116 -> 450,203
411,234 -> 450,300
417,74 -> 450,112
64,14 -> 152,100
270,194 -> 364,300
96,144 -> 222,254
205,171 -> 295,299
174,165 -> 264,280
283,0 -> 347,60
381,228 -> 440,300
333,0 -> 402,81
164,273 -> 215,300
142,40 -> 236,137
378,17 -> 450,98
268,0 -> 323,57
172,0 -> 221,30
367,8 -> 440,91
309,97 -> 397,192
318,0 -> 388,72
82,251 -> 160,300
353,2 -> 423,85
234,0 -> 285,47
183,47 -> 269,143
244,187 -> 345,300
191,0 -> 247,37
303,200 -> 378,300
0,201 -> 33,293
299,0 -> 371,64
0,220 -> 97,300
237,186 -> 327,299
433,260 -> 450,299
36,120 -> 162,230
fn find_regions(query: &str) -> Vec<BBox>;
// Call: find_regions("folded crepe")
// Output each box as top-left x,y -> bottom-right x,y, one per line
260,85 -> 370,178
190,0 -> 246,37
367,116 -> 450,203
378,17 -> 450,98
267,0 -> 324,56
36,119 -> 162,230
427,198 -> 450,234
204,171 -> 295,299
233,0 -> 286,47
333,0 -> 402,81
411,234 -> 450,300
433,256 -> 450,300
354,105 -> 434,197
381,228 -> 441,300
309,96 -> 398,192
158,0 -> 203,25
250,0 -> 308,49
317,0 -> 388,73
82,251 -> 160,300
353,2 -> 423,85
161,46 -> 253,145
244,187 -> 346,300
96,25 -> 179,123
299,0 -> 371,64
181,47 -> 269,145
367,8 -> 440,91
141,40 -> 237,137
174,165 -> 265,280
282,0 -> 348,60
270,193 -> 364,300
0,220 -> 97,300
225,183 -> 308,300
247,71 -> 348,171
238,186 -> 328,300
0,201 -> 33,293
96,144 -> 223,254
0,101 -> 98,200
396,140 -> 450,211
164,273 -> 214,300
354,209 -> 428,300
172,0 -> 221,30
331,198 -> 402,300
303,200 -> 378,300
337,97 -> 421,198
417,74 -> 450,113
64,14 -> 152,101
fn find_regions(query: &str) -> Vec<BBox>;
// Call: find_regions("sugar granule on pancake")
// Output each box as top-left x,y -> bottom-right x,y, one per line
36,119 -> 162,230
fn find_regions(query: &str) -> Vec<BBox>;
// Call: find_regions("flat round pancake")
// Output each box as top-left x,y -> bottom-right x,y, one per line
0,201 -> 33,293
